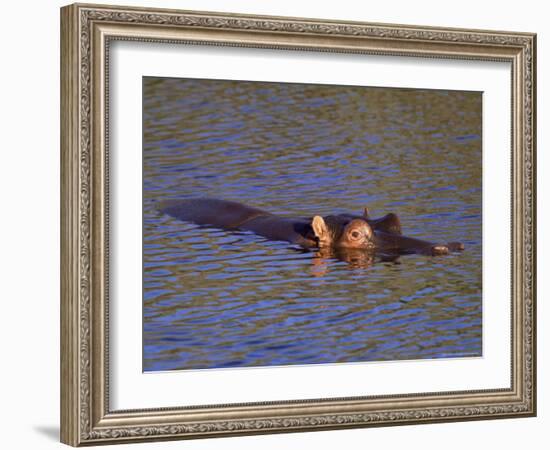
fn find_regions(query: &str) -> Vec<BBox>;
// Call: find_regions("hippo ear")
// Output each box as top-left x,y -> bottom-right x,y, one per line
363,207 -> 370,219
311,216 -> 330,243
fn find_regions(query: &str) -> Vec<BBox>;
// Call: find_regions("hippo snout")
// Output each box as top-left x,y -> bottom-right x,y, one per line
430,241 -> 465,255
430,245 -> 450,256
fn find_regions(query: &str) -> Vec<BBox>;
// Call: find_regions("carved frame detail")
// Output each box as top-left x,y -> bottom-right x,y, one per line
61,3 -> 536,446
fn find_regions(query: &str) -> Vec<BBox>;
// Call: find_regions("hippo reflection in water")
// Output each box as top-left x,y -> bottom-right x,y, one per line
160,199 -> 464,264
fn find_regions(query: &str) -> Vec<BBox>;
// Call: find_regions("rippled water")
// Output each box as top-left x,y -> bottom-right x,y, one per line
143,77 -> 482,372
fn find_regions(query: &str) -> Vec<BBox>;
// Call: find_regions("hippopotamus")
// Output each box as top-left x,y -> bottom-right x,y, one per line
159,198 -> 464,257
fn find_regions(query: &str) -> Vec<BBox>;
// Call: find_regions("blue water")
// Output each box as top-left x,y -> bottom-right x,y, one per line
143,77 -> 482,371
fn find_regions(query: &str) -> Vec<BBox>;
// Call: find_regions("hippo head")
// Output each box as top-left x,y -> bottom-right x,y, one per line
311,215 -> 375,250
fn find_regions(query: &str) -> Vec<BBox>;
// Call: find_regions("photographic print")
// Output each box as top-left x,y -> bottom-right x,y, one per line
143,77 -> 482,372
61,4 -> 535,444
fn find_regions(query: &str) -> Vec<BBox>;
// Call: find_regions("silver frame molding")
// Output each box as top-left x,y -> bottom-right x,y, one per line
60,3 -> 536,446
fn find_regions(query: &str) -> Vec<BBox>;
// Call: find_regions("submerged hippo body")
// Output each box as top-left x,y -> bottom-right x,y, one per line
161,198 -> 320,247
160,198 -> 464,257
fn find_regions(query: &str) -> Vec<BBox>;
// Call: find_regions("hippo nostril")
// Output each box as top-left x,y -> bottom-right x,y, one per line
447,241 -> 465,251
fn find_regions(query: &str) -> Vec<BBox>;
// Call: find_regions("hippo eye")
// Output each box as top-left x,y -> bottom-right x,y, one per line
350,230 -> 361,240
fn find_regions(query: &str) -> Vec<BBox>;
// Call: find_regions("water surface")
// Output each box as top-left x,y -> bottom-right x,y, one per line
143,77 -> 482,371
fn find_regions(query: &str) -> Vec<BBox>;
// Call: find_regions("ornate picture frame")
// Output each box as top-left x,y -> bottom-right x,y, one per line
60,3 -> 536,446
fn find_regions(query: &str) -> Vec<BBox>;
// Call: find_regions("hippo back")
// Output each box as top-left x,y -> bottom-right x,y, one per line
160,198 -> 271,229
